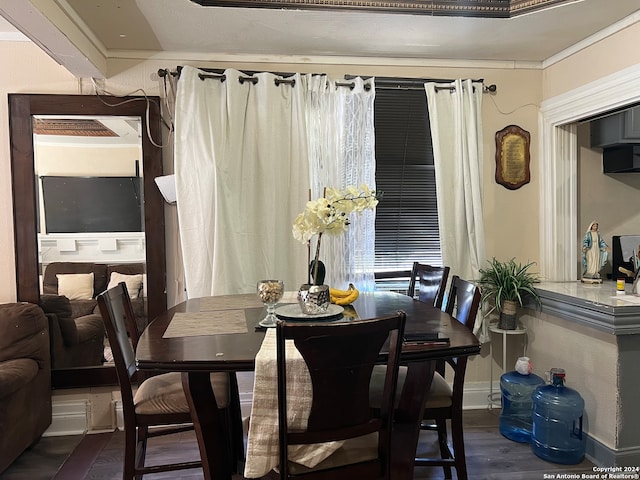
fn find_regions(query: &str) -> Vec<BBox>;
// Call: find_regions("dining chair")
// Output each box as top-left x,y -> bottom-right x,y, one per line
97,282 -> 239,479
274,312 -> 406,480
407,262 -> 450,309
415,275 -> 481,480
117,283 -> 246,474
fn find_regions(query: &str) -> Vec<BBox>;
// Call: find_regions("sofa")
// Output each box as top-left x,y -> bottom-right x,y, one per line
0,302 -> 52,474
39,294 -> 105,369
40,262 -> 147,369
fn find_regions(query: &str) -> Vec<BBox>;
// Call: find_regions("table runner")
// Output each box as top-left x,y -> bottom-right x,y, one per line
243,329 -> 343,478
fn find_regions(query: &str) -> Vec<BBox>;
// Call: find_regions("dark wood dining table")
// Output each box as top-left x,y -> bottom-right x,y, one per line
136,291 -> 480,480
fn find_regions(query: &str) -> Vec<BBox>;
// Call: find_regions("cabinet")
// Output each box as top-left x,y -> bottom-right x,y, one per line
591,106 -> 640,147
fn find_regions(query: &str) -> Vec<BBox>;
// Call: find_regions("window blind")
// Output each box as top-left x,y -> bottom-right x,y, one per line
374,87 -> 442,275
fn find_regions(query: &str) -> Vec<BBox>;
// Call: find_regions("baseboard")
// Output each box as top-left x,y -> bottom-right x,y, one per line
586,434 -> 640,467
44,400 -> 89,437
462,380 -> 499,410
45,381 -> 640,467
114,400 -> 124,431
239,390 -> 253,418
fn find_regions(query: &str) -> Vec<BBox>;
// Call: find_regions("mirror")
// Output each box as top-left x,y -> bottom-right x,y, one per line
9,94 -> 166,388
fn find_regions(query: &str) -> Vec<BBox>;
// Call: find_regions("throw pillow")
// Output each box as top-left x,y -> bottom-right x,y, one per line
57,273 -> 94,300
108,272 -> 144,299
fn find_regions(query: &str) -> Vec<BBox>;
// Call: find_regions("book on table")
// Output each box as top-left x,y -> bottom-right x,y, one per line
403,332 -> 450,349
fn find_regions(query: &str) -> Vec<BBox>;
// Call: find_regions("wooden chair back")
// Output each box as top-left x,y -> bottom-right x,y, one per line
407,263 -> 450,309
97,282 -> 139,409
444,275 -> 481,331
276,312 -> 406,479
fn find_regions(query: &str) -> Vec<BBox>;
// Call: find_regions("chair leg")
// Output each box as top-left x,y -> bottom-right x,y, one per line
134,425 -> 149,480
123,425 -> 138,480
450,415 -> 468,480
436,419 -> 453,479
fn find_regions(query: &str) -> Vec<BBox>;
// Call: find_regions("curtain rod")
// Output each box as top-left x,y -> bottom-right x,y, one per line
158,67 -> 372,90
351,75 -> 497,93
158,68 -> 496,93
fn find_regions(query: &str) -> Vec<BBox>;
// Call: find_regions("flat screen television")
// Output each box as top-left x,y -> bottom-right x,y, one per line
41,176 -> 143,233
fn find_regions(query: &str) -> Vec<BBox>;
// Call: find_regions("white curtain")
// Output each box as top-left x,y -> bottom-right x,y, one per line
425,79 -> 486,334
174,66 -> 310,297
306,76 -> 377,291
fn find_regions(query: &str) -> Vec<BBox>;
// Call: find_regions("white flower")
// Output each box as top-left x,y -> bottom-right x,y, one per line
292,185 -> 379,244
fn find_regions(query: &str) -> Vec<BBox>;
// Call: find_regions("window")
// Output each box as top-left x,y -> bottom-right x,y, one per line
374,87 -> 441,281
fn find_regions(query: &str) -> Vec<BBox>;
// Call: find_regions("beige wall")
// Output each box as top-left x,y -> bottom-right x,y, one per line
577,122 -> 640,279
1,48 -> 543,308
523,309 -> 618,449
0,49 -> 543,393
1,20 -> 635,445
36,145 -> 141,176
543,21 -> 640,100
0,16 -> 636,451
542,19 -> 640,282
0,42 -> 79,304
536,21 -> 640,451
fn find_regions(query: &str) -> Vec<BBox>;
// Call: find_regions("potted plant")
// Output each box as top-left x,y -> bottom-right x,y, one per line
477,257 -> 541,330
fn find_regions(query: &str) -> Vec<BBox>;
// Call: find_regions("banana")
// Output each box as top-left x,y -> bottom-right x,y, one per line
330,283 -> 359,305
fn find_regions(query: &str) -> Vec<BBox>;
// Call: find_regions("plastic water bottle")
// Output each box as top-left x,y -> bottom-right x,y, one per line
499,357 -> 545,443
531,368 -> 586,464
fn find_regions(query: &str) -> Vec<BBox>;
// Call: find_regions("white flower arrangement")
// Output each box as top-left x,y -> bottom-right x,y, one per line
292,185 -> 380,285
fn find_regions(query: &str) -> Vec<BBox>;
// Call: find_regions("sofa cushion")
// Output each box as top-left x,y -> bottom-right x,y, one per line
107,272 -> 144,299
43,262 -> 109,297
75,314 -> 105,344
107,263 -> 145,277
39,295 -> 78,345
0,358 -> 38,399
0,303 -> 49,369
57,273 -> 94,300
70,299 -> 99,319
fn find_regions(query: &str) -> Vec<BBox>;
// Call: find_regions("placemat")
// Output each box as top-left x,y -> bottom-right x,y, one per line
162,310 -> 248,338
197,294 -> 264,311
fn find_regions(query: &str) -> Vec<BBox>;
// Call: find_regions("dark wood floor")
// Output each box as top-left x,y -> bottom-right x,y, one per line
1,408 -> 595,480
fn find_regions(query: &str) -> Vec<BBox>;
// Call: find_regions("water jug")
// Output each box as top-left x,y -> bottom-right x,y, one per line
531,368 -> 586,464
499,357 -> 545,443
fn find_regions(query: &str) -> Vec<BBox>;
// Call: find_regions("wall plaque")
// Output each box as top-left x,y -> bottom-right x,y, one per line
495,125 -> 530,190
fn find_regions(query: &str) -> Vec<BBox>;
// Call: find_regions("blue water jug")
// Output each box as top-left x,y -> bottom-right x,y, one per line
531,368 -> 586,464
499,357 -> 545,443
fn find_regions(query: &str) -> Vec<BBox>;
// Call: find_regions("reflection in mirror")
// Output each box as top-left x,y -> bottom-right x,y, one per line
34,115 -> 146,372
9,94 -> 166,388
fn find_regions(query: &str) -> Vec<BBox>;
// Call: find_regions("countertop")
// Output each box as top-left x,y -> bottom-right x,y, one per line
533,280 -> 640,335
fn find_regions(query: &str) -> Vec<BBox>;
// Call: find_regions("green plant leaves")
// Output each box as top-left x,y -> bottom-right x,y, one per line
478,257 -> 541,312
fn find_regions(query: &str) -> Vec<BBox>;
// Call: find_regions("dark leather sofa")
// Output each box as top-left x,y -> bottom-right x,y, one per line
0,302 -> 52,473
40,262 -> 147,369
39,294 -> 105,369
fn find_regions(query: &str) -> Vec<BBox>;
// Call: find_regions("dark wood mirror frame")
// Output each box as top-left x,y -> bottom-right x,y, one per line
9,93 -> 167,388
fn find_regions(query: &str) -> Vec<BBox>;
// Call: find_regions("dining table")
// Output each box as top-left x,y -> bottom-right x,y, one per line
135,290 -> 480,480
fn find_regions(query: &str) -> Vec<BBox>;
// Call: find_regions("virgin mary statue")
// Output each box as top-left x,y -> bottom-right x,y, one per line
581,221 -> 609,283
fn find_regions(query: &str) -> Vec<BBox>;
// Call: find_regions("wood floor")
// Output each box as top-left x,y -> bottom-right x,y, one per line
1,408 -> 596,480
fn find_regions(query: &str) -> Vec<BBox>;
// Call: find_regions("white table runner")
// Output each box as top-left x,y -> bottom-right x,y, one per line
243,328 -> 342,478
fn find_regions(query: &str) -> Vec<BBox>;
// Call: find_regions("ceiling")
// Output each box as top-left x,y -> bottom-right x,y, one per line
0,0 -> 639,78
